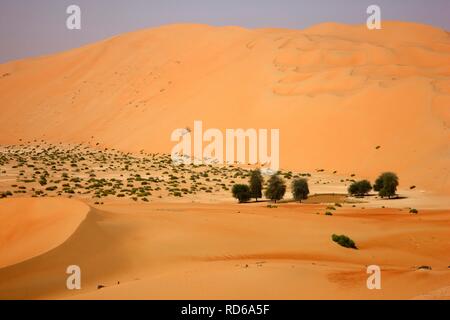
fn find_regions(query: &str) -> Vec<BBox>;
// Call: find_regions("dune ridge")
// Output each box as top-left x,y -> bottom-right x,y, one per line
0,197 -> 88,269
0,201 -> 126,299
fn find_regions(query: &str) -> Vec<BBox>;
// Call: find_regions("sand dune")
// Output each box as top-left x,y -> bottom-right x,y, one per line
0,197 -> 88,269
0,199 -> 448,300
0,22 -> 449,194
0,21 -> 449,300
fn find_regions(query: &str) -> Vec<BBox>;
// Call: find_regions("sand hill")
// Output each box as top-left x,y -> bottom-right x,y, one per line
0,197 -> 88,268
0,22 -> 449,194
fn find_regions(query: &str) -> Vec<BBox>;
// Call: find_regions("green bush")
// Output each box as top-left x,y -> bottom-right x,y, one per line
291,178 -> 309,202
417,265 -> 432,270
348,180 -> 372,197
232,184 -> 251,203
249,169 -> 264,201
265,175 -> 286,203
39,177 -> 47,186
332,234 -> 357,249
374,172 -> 399,199
410,208 -> 418,214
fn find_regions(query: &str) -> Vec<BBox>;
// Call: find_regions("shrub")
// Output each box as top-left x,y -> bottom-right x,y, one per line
374,172 -> 399,198
5,191 -> 12,196
249,169 -> 264,201
410,208 -> 418,214
332,234 -> 357,249
232,184 -> 252,203
417,265 -> 432,270
39,177 -> 48,186
348,180 -> 372,197
325,212 -> 333,216
291,178 -> 309,202
265,175 -> 286,203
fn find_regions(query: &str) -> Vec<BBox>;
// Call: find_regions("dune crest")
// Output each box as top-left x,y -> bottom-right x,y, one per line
0,197 -> 89,268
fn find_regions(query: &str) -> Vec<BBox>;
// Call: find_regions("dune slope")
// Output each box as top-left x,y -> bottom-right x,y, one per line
0,197 -> 88,269
0,22 -> 449,193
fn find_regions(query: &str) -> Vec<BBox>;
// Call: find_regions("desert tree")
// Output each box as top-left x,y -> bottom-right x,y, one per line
265,174 -> 286,203
232,184 -> 251,203
348,180 -> 372,197
249,169 -> 264,201
374,172 -> 399,199
291,178 -> 309,202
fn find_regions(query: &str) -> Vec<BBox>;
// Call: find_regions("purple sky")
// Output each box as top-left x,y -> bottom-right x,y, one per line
1,0 -> 449,63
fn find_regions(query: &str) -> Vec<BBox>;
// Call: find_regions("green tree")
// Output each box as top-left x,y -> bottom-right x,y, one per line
374,172 -> 399,199
232,184 -> 251,203
265,175 -> 286,203
249,169 -> 264,201
291,178 -> 309,202
348,180 -> 372,197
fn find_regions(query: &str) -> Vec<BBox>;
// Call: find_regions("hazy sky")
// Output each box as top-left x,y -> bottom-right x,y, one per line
1,0 -> 449,63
